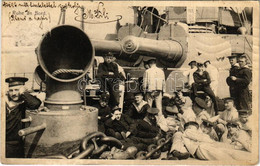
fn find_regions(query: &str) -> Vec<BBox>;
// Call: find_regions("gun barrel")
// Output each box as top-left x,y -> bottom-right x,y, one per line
121,36 -> 183,61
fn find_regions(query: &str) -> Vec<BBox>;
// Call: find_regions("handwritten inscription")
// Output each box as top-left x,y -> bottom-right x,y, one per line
74,2 -> 109,21
3,1 -> 80,9
3,1 -> 121,25
8,9 -> 50,29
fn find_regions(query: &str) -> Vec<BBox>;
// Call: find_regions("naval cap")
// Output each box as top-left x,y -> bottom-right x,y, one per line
5,77 -> 28,87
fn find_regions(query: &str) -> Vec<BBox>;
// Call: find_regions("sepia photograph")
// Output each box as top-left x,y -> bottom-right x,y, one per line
1,1 -> 259,165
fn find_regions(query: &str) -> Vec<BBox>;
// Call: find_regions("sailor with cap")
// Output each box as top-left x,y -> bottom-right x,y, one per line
237,109 -> 252,136
105,106 -> 133,140
212,97 -> 238,139
230,54 -> 252,110
158,106 -> 180,132
204,60 -> 219,95
130,108 -> 161,139
96,52 -> 125,108
225,120 -> 252,152
125,91 -> 150,121
96,93 -> 111,133
183,60 -> 197,88
226,53 -> 240,106
5,77 -> 42,158
200,119 -> 219,141
123,108 -> 162,151
192,97 -> 211,124
142,58 -> 166,118
192,62 -> 219,114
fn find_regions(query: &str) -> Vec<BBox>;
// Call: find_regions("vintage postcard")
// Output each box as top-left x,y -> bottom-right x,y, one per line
1,1 -> 259,165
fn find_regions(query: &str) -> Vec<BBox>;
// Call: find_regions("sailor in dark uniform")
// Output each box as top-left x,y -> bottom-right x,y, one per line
5,77 -> 41,158
226,54 -> 240,108
230,55 -> 252,110
96,52 -> 125,108
192,62 -> 219,114
95,93 -> 111,133
123,108 -> 161,151
125,91 -> 150,121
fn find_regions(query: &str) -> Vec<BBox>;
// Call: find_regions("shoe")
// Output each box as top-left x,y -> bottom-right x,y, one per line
166,153 -> 178,160
171,150 -> 190,160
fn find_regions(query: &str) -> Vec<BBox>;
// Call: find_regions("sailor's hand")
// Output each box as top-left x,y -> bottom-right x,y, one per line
126,131 -> 131,138
111,114 -> 116,120
98,116 -> 101,120
230,76 -> 237,81
108,72 -> 114,75
19,86 -> 27,95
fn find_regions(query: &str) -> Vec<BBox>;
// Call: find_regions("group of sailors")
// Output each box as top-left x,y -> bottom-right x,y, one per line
5,51 -> 252,160
94,52 -> 252,160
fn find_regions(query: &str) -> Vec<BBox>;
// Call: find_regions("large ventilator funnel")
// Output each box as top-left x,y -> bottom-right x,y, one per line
36,25 -> 94,107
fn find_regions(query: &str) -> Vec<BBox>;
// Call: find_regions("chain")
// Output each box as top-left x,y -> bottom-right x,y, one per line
72,132 -> 123,159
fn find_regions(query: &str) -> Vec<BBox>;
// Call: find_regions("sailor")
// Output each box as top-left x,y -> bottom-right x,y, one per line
124,108 -> 161,151
226,54 -> 240,107
5,77 -> 41,158
143,58 -> 166,118
200,119 -> 219,141
96,52 -> 125,108
226,120 -> 252,152
230,54 -> 252,110
125,91 -> 150,121
204,60 -> 219,95
192,62 -> 219,114
96,93 -> 111,133
105,106 -> 133,140
237,109 -> 252,136
213,97 -> 239,138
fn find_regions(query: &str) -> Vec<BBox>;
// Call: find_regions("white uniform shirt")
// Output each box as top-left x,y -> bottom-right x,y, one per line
143,66 -> 166,92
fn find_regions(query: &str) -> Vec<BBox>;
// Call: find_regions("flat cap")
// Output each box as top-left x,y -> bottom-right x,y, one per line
224,97 -> 234,102
238,53 -> 248,59
194,97 -> 207,109
147,107 -> 159,114
227,54 -> 238,59
133,91 -> 143,96
196,62 -> 204,67
104,52 -> 115,57
238,109 -> 251,116
226,120 -> 240,128
184,121 -> 199,130
147,58 -> 156,63
201,119 -> 215,127
5,77 -> 28,87
204,60 -> 211,64
100,93 -> 110,101
188,60 -> 197,66
112,106 -> 121,112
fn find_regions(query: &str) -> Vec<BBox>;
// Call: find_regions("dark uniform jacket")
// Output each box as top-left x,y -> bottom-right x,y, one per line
130,119 -> 160,138
6,92 -> 41,158
193,71 -> 211,86
234,66 -> 252,110
96,105 -> 111,122
105,114 -> 133,133
226,64 -> 240,87
97,62 -> 125,81
126,101 -> 150,120
234,67 -> 252,89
